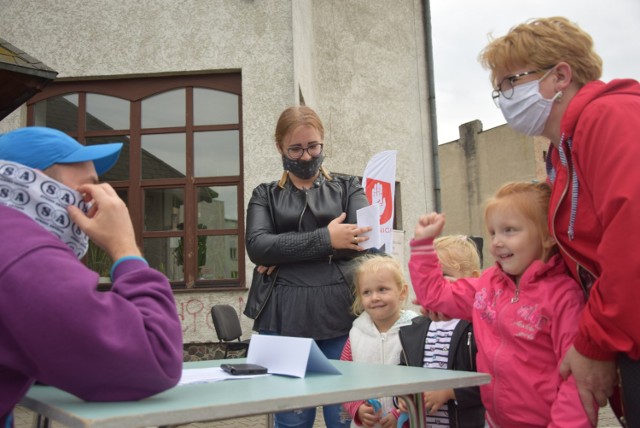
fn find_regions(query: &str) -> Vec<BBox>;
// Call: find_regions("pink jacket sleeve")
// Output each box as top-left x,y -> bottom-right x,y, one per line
409,237 -> 477,320
340,338 -> 367,425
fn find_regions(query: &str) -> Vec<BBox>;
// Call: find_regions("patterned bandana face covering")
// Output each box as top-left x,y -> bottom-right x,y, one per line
281,154 -> 324,180
0,160 -> 90,258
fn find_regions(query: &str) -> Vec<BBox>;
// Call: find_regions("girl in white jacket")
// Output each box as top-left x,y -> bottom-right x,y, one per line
340,255 -> 418,428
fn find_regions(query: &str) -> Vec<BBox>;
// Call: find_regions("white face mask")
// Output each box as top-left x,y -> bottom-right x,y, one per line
499,70 -> 561,136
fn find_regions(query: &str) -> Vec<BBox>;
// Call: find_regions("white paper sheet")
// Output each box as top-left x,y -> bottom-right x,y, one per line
178,367 -> 270,385
356,205 -> 381,250
246,334 -> 342,378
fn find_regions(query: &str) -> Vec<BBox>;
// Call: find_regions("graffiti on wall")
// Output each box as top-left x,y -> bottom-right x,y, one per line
175,295 -> 247,343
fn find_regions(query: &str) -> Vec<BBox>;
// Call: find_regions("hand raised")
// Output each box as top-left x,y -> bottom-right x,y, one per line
414,212 -> 445,240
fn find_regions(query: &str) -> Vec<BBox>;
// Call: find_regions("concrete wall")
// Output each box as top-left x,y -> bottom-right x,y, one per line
439,120 -> 548,267
0,0 -> 434,343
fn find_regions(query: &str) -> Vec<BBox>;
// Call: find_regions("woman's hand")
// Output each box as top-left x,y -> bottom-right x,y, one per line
328,212 -> 372,250
256,265 -> 277,275
559,345 -> 616,426
414,212 -> 445,241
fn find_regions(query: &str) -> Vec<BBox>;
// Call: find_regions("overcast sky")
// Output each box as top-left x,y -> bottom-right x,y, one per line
430,0 -> 640,144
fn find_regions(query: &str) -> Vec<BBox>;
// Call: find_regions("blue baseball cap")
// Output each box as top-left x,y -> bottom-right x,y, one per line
0,126 -> 123,176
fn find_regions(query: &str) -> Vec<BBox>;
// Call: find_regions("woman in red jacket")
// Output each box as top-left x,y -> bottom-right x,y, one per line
479,16 -> 640,427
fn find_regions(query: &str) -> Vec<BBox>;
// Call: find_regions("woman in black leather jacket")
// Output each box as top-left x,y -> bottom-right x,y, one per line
245,106 -> 371,428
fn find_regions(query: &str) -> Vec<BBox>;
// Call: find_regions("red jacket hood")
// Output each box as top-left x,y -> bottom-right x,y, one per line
562,79 -> 640,136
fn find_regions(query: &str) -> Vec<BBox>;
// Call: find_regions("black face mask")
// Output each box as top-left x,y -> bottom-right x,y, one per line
282,154 -> 324,180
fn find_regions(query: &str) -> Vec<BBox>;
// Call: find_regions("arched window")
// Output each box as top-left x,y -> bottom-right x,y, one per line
27,74 -> 244,290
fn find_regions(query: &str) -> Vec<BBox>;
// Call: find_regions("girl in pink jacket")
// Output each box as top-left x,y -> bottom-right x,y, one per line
409,182 -> 593,427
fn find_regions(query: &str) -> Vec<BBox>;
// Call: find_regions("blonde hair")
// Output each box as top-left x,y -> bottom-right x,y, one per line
484,181 -> 556,261
351,255 -> 408,316
479,17 -> 602,88
434,235 -> 481,279
274,106 -> 325,150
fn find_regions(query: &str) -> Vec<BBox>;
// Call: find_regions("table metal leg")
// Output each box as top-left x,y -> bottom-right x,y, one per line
266,412 -> 274,427
31,414 -> 51,428
397,393 -> 426,428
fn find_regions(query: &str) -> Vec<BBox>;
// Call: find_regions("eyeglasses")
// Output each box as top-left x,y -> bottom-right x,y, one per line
286,143 -> 324,160
491,69 -> 541,107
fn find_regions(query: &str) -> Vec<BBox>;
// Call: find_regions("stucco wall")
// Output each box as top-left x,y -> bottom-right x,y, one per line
312,0 -> 434,234
0,0 -> 433,343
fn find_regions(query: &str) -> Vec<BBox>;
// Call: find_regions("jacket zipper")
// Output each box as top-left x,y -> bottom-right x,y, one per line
550,144 -> 597,295
298,192 -> 308,231
400,347 -> 408,365
467,331 -> 474,371
511,284 -> 520,303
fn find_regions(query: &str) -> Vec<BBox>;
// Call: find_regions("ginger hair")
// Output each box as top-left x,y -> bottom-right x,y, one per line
479,17 -> 602,88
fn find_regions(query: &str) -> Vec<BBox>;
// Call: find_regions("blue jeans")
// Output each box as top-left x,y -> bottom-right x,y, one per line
261,333 -> 352,428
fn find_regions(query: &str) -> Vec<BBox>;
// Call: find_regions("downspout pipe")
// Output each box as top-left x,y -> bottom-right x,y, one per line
422,0 -> 441,211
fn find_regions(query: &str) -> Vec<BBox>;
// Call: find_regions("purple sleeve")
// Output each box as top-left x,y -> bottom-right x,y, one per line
0,235 -> 183,402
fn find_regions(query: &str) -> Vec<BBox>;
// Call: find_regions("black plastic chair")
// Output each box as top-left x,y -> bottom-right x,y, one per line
210,304 -> 250,359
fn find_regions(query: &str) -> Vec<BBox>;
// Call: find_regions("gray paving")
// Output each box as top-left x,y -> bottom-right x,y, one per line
13,405 -> 326,428
14,403 -> 621,427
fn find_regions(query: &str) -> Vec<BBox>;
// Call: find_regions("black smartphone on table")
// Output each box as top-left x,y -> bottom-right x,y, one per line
220,363 -> 268,375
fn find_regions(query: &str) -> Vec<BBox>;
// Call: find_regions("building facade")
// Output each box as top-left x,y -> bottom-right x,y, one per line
439,120 -> 548,266
0,0 -> 435,345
